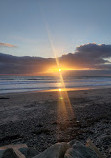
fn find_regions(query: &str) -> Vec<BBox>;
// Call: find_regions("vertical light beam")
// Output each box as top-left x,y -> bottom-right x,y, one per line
46,25 -> 74,123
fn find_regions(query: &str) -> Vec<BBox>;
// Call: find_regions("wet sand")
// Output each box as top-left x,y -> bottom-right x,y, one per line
0,88 -> 111,157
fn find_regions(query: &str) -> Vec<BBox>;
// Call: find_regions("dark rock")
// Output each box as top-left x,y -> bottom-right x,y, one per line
19,147 -> 39,158
65,141 -> 98,158
33,142 -> 69,158
0,148 -> 18,158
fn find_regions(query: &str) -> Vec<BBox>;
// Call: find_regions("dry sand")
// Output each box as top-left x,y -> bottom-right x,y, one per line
0,88 -> 111,157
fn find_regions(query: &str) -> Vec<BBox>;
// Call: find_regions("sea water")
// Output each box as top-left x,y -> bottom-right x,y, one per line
1,73 -> 111,94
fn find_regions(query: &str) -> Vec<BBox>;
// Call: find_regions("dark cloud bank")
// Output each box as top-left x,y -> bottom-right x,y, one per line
1,43 -> 111,75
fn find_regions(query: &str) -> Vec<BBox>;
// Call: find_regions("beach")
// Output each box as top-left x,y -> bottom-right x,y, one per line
0,88 -> 111,157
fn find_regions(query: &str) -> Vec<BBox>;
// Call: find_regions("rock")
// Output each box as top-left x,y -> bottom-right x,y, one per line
64,141 -> 99,158
0,148 -> 19,158
68,140 -> 77,147
0,150 -> 5,158
19,147 -> 39,158
0,141 -> 103,158
33,142 -> 69,158
0,144 -> 27,158
86,139 -> 105,158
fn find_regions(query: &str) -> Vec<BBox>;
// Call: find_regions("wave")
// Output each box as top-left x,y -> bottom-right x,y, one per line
1,75 -> 111,93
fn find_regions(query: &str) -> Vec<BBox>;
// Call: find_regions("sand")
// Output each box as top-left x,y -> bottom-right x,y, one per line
0,88 -> 111,157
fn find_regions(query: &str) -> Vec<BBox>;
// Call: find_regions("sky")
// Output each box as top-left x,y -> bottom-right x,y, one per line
0,0 -> 111,58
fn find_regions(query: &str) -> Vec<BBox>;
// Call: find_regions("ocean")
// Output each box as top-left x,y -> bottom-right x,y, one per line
1,74 -> 111,94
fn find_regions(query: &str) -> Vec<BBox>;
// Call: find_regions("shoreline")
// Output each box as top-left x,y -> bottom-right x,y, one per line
0,87 -> 111,157
1,84 -> 111,96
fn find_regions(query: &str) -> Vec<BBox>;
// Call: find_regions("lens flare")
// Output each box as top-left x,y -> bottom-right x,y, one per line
45,24 -> 75,140
46,27 -> 74,116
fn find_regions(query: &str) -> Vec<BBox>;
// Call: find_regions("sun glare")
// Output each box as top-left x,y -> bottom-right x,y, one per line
46,67 -> 75,74
45,66 -> 91,74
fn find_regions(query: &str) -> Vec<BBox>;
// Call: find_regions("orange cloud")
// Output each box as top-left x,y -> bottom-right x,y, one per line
0,42 -> 16,47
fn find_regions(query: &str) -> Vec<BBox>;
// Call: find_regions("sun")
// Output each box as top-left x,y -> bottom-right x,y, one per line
59,88 -> 61,91
46,66 -> 76,74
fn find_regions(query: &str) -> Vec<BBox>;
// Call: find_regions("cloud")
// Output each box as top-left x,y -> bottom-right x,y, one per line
1,43 -> 111,75
0,53 -> 55,75
60,43 -> 111,69
0,42 -> 16,47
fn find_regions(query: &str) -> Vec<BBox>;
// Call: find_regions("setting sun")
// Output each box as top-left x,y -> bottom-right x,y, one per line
59,88 -> 61,91
46,67 -> 76,74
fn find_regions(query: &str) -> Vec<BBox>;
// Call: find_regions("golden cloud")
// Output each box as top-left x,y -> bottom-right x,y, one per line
0,42 -> 16,47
